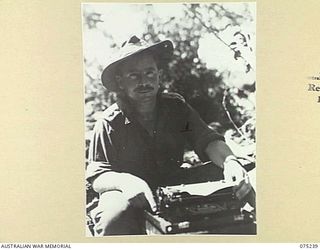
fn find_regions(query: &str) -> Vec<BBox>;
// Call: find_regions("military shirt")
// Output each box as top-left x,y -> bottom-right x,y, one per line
86,92 -> 224,190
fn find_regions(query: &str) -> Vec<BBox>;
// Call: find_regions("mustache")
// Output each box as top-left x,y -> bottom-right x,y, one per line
134,85 -> 154,92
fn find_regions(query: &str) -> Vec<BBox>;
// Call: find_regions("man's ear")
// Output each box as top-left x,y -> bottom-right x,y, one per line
158,69 -> 163,81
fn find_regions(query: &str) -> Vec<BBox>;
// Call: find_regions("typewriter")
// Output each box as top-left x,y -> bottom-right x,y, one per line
145,178 -> 256,234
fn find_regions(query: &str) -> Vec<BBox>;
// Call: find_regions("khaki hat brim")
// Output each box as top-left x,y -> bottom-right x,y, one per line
101,40 -> 173,91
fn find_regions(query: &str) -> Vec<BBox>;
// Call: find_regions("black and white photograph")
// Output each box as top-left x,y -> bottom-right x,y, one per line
82,2 -> 256,236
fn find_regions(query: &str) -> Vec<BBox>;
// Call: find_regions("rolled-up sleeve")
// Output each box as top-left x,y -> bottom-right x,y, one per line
86,118 -> 117,185
185,103 -> 225,161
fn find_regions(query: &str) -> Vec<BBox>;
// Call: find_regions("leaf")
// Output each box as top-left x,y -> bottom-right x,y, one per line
234,31 -> 241,36
234,32 -> 247,44
246,64 -> 252,73
234,50 -> 241,60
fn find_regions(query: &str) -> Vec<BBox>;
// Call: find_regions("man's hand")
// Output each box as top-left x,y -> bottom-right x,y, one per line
223,156 -> 252,200
118,173 -> 157,212
205,141 -> 253,201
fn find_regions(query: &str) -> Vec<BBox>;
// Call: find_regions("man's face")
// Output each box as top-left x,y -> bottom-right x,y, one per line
116,52 -> 160,102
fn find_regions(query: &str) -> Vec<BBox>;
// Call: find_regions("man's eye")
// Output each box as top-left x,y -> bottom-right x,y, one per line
146,71 -> 156,78
127,73 -> 139,80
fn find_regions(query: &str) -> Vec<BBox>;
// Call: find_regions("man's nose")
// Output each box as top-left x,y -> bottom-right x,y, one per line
137,74 -> 150,86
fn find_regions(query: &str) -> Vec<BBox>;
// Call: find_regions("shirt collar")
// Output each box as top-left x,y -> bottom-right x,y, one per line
116,92 -> 162,126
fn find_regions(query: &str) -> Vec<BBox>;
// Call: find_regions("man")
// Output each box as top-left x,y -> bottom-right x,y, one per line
86,35 -> 253,235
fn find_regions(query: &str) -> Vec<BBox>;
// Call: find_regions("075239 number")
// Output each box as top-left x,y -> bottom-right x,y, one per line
300,244 -> 319,248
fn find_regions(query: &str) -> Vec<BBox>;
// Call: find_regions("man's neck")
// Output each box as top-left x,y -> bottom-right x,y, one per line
132,97 -> 157,120
118,94 -> 158,120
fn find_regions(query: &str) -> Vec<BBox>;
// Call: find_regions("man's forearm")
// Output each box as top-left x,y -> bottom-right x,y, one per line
205,140 -> 234,168
92,172 -> 123,194
92,171 -> 157,212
